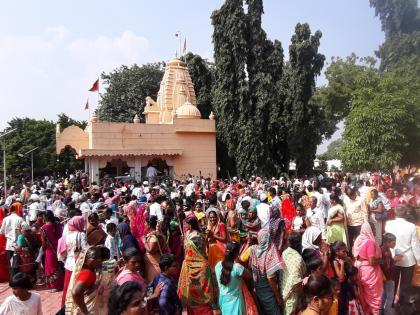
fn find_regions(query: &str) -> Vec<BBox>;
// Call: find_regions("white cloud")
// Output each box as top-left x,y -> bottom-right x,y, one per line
0,27 -> 150,130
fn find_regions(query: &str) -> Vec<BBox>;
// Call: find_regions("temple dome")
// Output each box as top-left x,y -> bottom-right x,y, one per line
176,102 -> 201,119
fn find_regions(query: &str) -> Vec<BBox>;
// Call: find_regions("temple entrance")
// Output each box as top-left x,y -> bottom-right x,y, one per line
141,157 -> 173,180
100,159 -> 131,178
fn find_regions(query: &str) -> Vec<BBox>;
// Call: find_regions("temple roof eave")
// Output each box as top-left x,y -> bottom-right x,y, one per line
79,149 -> 183,158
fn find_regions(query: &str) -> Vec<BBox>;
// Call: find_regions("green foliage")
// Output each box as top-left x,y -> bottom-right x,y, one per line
283,23 -> 325,176
98,63 -> 164,122
341,70 -> 420,171
315,159 -> 328,173
318,139 -> 344,161
1,116 -> 85,180
369,0 -> 420,38
57,113 -> 87,131
184,53 -> 214,119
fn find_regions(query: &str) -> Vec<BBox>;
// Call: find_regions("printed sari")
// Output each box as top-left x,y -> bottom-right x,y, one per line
178,238 -> 215,315
207,222 -> 226,270
65,248 -> 115,315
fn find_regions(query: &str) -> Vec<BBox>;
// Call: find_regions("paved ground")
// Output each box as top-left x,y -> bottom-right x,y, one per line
0,282 -> 62,315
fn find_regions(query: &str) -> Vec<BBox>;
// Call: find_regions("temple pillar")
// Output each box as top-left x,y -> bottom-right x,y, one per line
90,158 -> 99,184
134,157 -> 142,182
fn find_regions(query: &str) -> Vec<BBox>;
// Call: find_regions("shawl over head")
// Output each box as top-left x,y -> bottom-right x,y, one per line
68,216 -> 85,232
301,226 -> 322,251
352,221 -> 376,258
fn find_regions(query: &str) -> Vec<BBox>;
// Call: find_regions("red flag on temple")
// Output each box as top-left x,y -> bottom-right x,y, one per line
84,99 -> 89,110
88,79 -> 99,92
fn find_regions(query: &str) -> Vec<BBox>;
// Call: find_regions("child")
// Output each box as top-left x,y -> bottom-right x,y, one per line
292,203 -> 308,233
149,253 -> 182,315
104,222 -> 119,260
328,278 -> 341,315
0,272 -> 43,314
347,266 -> 364,315
380,233 -> 399,315
330,241 -> 350,315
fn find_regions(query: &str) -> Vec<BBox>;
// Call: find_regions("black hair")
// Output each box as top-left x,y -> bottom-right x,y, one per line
306,257 -> 323,275
382,233 -> 396,244
208,193 -> 218,206
123,247 -> 140,261
159,253 -> 176,271
9,272 -> 32,290
330,277 -> 340,288
329,193 -> 342,205
148,215 -> 158,229
330,240 -> 347,261
88,212 -> 99,222
288,232 -> 302,254
185,216 -> 201,232
241,199 -> 251,209
220,241 -> 240,286
303,274 -> 332,303
45,210 -> 55,223
346,265 -> 358,277
108,281 -> 143,315
106,222 -> 116,233
268,187 -> 277,196
302,248 -> 317,263
93,245 -> 110,261
190,236 -> 204,251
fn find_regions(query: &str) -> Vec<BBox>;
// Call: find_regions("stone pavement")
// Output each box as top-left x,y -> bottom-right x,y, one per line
0,282 -> 62,315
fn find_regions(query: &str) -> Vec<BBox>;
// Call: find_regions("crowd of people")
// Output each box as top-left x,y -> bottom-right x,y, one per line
0,171 -> 419,315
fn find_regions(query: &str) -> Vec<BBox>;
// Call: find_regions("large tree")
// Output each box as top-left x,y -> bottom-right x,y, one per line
98,63 -> 164,122
1,116 -> 85,180
211,0 -> 249,176
184,53 -> 214,119
283,23 -> 325,176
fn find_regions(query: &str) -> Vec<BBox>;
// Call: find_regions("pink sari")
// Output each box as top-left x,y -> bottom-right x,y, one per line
132,204 -> 148,253
115,268 -> 146,297
353,222 -> 383,315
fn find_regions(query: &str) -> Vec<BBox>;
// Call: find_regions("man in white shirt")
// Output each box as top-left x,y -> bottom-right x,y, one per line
146,164 -> 158,184
28,197 -> 41,224
306,196 -> 326,239
313,185 -> 330,220
256,193 -> 270,227
385,204 -> 420,292
149,195 -> 164,222
0,204 -> 23,274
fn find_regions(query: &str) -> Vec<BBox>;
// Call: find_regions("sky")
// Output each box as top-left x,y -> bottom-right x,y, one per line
0,0 -> 384,152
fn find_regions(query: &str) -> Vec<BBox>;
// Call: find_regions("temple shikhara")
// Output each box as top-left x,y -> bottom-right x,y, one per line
56,58 -> 217,183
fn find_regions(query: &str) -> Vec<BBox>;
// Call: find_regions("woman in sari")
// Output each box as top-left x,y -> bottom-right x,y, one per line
86,213 -> 107,246
178,235 -> 215,315
143,215 -> 167,283
249,229 -> 283,315
281,193 -> 296,231
206,209 -> 227,270
281,232 -> 306,315
59,216 -> 87,307
118,222 -> 140,253
0,206 -> 9,282
123,196 -> 138,234
326,193 -> 347,245
352,222 -> 383,315
65,246 -> 110,315
132,202 -> 148,253
16,222 -> 40,280
40,210 -> 64,291
302,226 -> 333,278
115,247 -> 146,298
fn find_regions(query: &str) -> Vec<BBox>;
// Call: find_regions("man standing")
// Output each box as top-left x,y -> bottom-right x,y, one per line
306,196 -> 326,239
150,195 -> 164,222
256,193 -> 270,227
146,163 -> 159,184
385,204 -> 420,292
0,204 -> 23,275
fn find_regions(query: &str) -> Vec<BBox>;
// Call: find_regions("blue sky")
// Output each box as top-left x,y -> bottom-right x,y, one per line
0,0 -> 384,150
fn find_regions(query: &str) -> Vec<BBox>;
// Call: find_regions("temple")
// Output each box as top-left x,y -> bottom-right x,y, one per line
56,58 -> 216,183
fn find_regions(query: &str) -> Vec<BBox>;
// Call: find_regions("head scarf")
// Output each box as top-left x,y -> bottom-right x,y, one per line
302,226 -> 322,251
249,229 -> 282,281
352,222 -> 378,258
268,205 -> 285,248
67,216 -> 85,232
117,222 -> 131,236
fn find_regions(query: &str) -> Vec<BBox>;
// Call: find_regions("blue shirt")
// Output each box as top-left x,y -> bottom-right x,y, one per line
150,274 -> 182,315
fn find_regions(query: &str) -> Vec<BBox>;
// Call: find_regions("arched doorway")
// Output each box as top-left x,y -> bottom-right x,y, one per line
141,157 -> 173,180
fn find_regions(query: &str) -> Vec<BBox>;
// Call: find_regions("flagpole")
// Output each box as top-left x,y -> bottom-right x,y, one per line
89,97 -> 91,121
97,76 -> 100,120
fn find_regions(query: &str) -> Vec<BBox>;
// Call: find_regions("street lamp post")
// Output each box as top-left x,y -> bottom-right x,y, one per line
0,128 -> 17,199
18,147 -> 39,185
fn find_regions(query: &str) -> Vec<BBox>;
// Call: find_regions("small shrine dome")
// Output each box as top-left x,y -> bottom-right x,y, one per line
176,101 -> 201,119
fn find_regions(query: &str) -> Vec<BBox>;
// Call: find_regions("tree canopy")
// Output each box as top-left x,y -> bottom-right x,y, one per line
98,63 -> 164,122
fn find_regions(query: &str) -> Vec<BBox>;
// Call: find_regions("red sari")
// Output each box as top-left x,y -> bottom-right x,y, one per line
41,223 -> 64,290
0,208 -> 9,282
